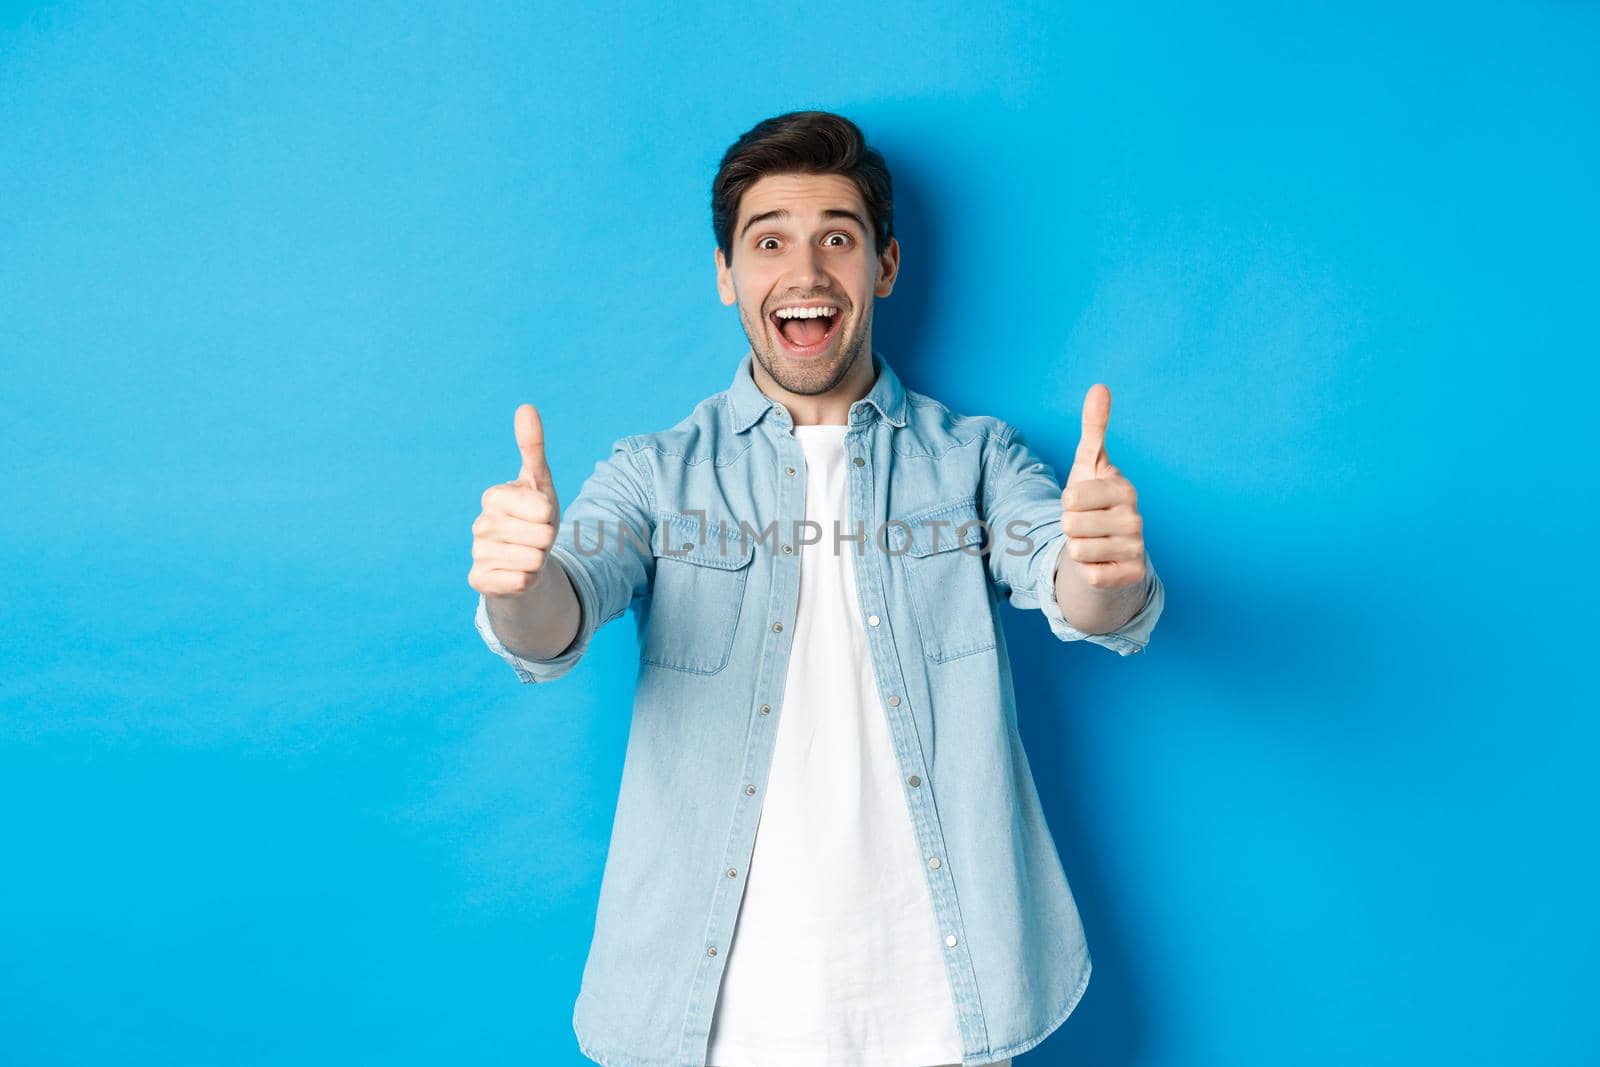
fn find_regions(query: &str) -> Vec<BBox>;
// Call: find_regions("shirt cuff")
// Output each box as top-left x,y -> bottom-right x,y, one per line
1037,536 -> 1163,657
473,545 -> 599,684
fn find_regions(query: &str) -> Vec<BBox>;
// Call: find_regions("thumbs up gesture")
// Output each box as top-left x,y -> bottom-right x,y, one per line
1058,384 -> 1146,590
469,404 -> 564,598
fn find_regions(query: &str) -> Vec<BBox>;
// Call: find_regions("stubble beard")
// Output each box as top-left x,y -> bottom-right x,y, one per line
744,299 -> 873,398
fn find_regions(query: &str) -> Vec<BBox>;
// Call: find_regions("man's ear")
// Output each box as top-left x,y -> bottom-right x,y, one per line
715,247 -> 736,306
874,236 -> 901,299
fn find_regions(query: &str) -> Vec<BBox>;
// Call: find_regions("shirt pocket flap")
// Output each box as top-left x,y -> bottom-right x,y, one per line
652,511 -> 756,570
892,496 -> 990,557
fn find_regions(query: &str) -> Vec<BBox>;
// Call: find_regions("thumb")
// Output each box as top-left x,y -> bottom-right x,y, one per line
1067,383 -> 1111,485
514,403 -> 551,488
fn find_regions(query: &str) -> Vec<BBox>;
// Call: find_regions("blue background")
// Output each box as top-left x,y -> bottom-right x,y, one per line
3,2 -> 1596,1064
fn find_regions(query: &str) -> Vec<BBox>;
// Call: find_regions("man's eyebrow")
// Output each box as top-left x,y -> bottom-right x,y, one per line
739,207 -> 868,242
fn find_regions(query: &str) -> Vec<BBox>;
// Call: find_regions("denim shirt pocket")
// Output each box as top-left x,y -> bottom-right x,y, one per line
641,511 -> 756,674
890,495 -> 998,663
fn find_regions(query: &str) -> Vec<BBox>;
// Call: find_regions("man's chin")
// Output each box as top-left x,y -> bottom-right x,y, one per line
759,340 -> 856,395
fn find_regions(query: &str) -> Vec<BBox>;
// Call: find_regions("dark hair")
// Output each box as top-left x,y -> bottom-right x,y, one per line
711,110 -> 894,265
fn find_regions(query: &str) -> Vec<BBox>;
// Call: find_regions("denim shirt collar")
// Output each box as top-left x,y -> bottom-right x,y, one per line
726,348 -> 909,434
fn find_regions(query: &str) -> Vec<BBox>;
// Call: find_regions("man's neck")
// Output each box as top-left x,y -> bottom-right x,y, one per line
752,346 -> 877,427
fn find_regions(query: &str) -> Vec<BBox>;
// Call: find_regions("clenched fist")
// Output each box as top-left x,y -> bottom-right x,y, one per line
1058,384 -> 1146,590
469,403 -> 563,598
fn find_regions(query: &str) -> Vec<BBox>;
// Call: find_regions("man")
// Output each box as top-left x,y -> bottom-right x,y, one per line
468,111 -> 1164,1067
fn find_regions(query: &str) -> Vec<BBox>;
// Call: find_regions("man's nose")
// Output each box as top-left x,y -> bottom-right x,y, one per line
790,242 -> 826,288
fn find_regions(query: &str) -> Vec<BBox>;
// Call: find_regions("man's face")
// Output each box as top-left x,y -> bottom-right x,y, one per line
716,172 -> 899,397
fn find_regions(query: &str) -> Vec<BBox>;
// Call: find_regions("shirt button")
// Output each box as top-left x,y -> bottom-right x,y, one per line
867,614 -> 880,626
782,544 -> 793,554
852,456 -> 865,467
928,856 -> 941,869
708,946 -> 718,956
760,704 -> 771,715
944,934 -> 957,947
785,466 -> 796,476
745,784 -> 757,794
908,774 -> 920,787
727,867 -> 738,878
887,694 -> 901,707
772,622 -> 783,633
681,542 -> 694,552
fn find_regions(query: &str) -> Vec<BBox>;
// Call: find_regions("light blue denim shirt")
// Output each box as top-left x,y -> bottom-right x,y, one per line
475,350 -> 1164,1067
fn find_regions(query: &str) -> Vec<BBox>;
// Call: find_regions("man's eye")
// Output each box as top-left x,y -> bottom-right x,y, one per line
755,233 -> 850,251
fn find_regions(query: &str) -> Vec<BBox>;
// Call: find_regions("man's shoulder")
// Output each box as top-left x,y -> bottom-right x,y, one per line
612,386 -> 741,461
900,384 -> 1016,447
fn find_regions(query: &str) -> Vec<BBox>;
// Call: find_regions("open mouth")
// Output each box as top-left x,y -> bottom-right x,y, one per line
769,306 -> 843,358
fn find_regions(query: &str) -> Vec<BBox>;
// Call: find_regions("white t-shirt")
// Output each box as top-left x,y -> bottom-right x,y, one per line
705,424 -> 965,1067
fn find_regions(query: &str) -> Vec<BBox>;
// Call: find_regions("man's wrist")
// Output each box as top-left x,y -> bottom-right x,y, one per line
1052,549 -> 1149,635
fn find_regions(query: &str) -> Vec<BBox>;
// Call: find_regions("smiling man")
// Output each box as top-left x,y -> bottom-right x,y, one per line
719,167 -> 887,407
469,110 -> 1165,1067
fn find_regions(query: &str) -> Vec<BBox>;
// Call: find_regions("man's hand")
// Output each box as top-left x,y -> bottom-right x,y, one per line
1054,384 -> 1148,632
469,403 -> 564,598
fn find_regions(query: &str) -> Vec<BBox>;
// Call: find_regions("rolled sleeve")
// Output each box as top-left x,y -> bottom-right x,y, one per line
474,438 -> 655,684
1037,538 -> 1165,656
475,547 -> 596,684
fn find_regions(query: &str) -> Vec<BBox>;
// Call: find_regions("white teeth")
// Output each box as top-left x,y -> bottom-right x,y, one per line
774,306 -> 839,319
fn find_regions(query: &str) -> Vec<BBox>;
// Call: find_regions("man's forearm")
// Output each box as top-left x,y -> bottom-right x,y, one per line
1053,549 -> 1150,635
485,556 -> 583,660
